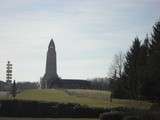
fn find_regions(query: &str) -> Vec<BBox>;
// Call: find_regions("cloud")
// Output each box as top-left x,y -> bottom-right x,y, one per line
0,0 -> 159,82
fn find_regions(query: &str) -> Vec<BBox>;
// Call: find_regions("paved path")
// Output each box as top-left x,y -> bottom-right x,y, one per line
0,118 -> 97,120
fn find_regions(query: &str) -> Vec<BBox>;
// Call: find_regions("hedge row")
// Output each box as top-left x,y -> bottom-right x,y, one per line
0,100 -> 107,118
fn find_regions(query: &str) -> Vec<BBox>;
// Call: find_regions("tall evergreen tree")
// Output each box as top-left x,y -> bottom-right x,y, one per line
146,21 -> 160,100
139,35 -> 150,98
123,38 -> 142,99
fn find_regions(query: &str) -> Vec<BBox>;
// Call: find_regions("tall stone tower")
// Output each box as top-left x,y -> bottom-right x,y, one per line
41,38 -> 59,88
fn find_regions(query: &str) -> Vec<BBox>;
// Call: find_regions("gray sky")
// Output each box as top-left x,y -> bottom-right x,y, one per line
0,0 -> 159,82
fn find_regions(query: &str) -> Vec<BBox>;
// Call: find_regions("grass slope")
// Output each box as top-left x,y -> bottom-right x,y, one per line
16,89 -> 151,109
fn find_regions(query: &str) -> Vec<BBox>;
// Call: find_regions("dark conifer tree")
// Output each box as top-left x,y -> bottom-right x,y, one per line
146,21 -> 160,100
138,35 -> 150,98
11,80 -> 17,99
123,38 -> 142,99
109,21 -> 160,100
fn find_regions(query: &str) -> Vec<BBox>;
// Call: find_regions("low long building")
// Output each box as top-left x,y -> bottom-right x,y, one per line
46,79 -> 91,89
0,80 -> 11,91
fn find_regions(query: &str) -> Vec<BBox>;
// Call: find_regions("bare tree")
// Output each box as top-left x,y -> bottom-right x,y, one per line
108,51 -> 125,79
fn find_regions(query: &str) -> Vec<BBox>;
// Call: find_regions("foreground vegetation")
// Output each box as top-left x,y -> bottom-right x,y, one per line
0,99 -> 105,118
15,89 -> 151,109
0,118 -> 97,120
0,98 -> 158,119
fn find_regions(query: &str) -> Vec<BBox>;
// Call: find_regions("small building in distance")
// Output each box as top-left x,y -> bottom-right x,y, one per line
0,80 -> 12,91
40,38 -> 91,89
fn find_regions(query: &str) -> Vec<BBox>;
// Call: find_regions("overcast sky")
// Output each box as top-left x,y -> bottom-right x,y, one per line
0,0 -> 159,82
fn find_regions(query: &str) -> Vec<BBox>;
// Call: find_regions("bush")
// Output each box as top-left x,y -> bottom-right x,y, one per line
99,111 -> 127,120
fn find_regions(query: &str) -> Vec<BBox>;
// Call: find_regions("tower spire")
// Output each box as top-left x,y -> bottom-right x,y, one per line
48,38 -> 55,49
42,38 -> 58,88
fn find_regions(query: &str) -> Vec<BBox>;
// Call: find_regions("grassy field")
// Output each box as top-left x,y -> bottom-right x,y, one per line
14,89 -> 152,109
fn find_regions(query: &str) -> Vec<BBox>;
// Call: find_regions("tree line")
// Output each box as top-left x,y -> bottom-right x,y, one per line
109,20 -> 160,100
90,77 -> 109,90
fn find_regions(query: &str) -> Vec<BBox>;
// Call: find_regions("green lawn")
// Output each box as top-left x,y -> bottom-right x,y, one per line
14,89 -> 152,109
